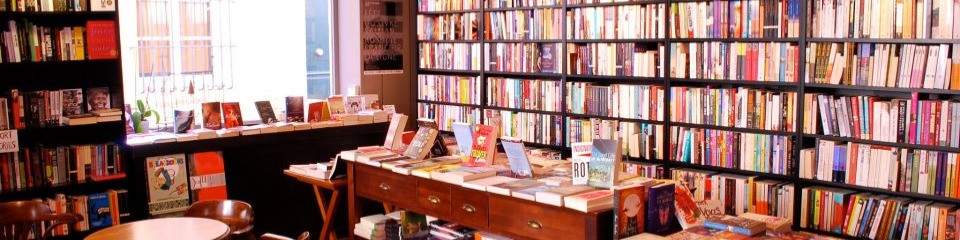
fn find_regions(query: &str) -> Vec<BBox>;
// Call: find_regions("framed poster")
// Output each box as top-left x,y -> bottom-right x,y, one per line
362,0 -> 404,75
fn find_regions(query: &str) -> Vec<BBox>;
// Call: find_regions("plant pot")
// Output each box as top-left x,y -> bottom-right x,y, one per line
138,120 -> 150,133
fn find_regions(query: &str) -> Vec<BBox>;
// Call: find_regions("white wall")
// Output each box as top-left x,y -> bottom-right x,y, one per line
335,0 -> 361,95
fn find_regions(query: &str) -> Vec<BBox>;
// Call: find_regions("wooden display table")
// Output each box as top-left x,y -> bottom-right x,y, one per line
346,162 -> 613,240
283,170 -> 347,240
85,217 -> 229,240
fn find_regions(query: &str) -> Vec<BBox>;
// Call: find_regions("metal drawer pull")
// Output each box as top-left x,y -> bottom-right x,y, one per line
527,220 -> 543,229
427,196 -> 441,204
378,183 -> 390,191
461,204 -> 476,213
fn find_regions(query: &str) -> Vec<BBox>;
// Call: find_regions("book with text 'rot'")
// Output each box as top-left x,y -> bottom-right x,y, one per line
468,124 -> 498,167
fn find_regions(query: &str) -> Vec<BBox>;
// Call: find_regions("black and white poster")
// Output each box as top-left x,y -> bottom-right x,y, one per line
362,0 -> 404,75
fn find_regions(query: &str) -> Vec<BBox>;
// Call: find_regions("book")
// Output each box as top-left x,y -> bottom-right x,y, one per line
173,110 -> 194,134
60,88 -> 83,117
535,185 -> 596,207
738,212 -> 792,233
450,122 -> 473,155
674,183 -> 704,230
362,94 -> 381,110
462,176 -> 518,191
285,96 -> 305,122
146,154 -> 190,215
400,211 -> 428,237
254,101 -> 278,124
511,185 -> 557,201
500,137 -> 533,178
645,182 -> 677,235
486,179 -> 545,196
571,141 -> 592,185
402,127 -> 440,160
85,87 -> 110,112
188,151 -> 227,203
468,124 -> 498,167
588,139 -> 622,189
564,189 -> 614,212
613,182 -> 649,239
86,192 -> 112,228
344,96 -> 364,114
85,20 -> 117,60
391,156 -> 461,175
220,102 -> 243,128
430,165 -> 499,184
91,0 -> 116,11
666,226 -> 747,239
201,102 -> 223,130
307,101 -> 331,122
328,95 -> 346,115
384,114 -> 409,151
704,215 -> 766,236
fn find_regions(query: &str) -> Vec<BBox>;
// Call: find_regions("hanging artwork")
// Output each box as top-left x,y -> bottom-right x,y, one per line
362,0 -> 404,75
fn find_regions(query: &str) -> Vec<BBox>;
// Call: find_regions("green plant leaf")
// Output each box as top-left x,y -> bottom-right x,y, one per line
145,109 -> 160,123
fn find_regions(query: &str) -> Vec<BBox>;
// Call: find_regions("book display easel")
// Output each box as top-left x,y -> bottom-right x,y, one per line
416,0 -> 960,238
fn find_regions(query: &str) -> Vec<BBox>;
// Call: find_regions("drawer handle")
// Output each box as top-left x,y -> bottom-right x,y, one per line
378,183 -> 391,191
527,220 -> 543,229
461,204 -> 476,213
427,196 -> 441,204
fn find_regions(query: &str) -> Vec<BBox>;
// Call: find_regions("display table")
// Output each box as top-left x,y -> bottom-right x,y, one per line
85,217 -> 229,240
283,170 -> 347,240
346,162 -> 613,240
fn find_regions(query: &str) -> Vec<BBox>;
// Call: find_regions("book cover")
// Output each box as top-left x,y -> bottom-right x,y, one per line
188,151 -> 227,203
400,211 -> 428,237
540,43 -> 556,73
201,102 -> 223,130
362,94 -> 381,110
328,95 -> 346,115
703,215 -> 766,236
285,96 -> 304,122
307,101 -> 331,122
500,137 -> 533,178
221,102 -> 242,128
87,192 -> 112,228
571,141 -> 592,185
613,183 -> 647,239
85,87 -> 110,112
146,154 -> 190,215
254,101 -> 278,124
60,88 -> 83,117
674,183 -> 704,230
402,127 -> 439,160
468,124 -> 498,167
588,139 -> 621,189
450,122 -> 473,155
344,96 -> 364,114
173,110 -> 194,134
384,114 -> 409,151
90,0 -> 116,11
85,20 -> 118,60
645,182 -> 677,235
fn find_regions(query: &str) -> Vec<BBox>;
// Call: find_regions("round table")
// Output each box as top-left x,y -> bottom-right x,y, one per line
85,217 -> 230,240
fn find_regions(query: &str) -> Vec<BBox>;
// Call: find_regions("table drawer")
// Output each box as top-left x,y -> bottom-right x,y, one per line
355,165 -> 417,207
489,195 -> 587,240
449,187 -> 489,229
417,180 -> 451,216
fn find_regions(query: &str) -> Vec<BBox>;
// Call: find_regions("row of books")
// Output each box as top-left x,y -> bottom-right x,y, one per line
485,9 -> 563,40
488,0 -> 560,9
2,88 -> 120,130
567,43 -> 662,77
418,42 -> 481,71
566,118 -> 664,160
487,77 -> 562,112
1,0 -> 112,12
670,126 -> 796,175
671,168 -> 795,219
40,189 -> 129,236
485,109 -> 563,146
806,94 -> 960,148
670,87 -> 797,132
485,42 -> 561,73
566,82 -> 664,120
417,0 -> 480,12
669,42 -> 801,82
0,143 -> 123,192
800,187 -> 959,239
669,0 -> 803,39
806,43 -> 960,90
417,74 -> 481,105
808,0 -> 960,39
565,4 -> 666,40
416,103 -> 480,132
1,20 -> 116,63
801,141 -> 960,198
416,13 -> 480,41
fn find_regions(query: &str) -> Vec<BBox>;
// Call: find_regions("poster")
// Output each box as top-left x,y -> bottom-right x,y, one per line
362,0 -> 404,75
146,154 -> 190,215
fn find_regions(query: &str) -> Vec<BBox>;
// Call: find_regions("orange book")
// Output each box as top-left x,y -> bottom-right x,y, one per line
188,151 -> 228,202
307,101 -> 331,122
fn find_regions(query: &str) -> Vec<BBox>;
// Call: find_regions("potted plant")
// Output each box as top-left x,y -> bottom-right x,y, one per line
131,100 -> 160,133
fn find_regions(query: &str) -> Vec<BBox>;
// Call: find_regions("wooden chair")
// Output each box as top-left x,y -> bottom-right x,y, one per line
0,201 -> 83,240
184,200 -> 255,240
259,231 -> 309,240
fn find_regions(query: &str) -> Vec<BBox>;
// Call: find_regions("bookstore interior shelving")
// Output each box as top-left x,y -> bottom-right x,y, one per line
416,0 -> 960,238
0,5 -> 128,239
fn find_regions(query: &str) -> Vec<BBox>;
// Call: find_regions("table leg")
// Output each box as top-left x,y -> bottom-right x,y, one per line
314,186 -> 342,240
382,203 -> 393,213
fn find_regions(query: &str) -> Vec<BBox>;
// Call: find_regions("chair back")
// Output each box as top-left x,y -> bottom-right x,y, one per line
0,201 -> 83,240
184,200 -> 254,237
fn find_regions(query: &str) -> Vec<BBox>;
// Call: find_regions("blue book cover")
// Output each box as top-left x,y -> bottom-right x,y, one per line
645,182 -> 678,235
87,192 -> 112,228
501,138 -> 533,179
451,122 -> 474,155
588,139 -> 620,188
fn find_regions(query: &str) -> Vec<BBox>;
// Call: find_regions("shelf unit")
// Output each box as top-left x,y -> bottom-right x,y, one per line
416,0 -> 960,238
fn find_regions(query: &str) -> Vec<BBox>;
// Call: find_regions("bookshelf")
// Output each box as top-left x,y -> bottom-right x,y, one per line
0,3 -> 127,239
417,0 -> 960,238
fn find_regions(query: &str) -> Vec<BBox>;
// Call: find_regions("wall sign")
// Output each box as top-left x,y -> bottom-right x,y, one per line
362,0 -> 404,75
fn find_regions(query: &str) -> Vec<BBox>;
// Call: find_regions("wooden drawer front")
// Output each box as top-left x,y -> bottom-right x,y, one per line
417,180 -> 452,216
355,165 -> 417,207
489,195 -> 587,240
450,187 -> 489,229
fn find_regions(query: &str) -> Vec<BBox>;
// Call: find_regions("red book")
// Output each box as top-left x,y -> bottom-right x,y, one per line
468,124 -> 498,167
85,20 -> 118,60
188,152 -> 228,202
307,102 -> 330,122
908,93 -> 920,144
922,101 -> 932,145
1,154 -> 9,191
851,97 -> 861,139
221,102 -> 243,129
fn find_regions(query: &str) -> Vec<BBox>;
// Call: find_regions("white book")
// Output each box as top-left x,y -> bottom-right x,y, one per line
461,176 -> 518,191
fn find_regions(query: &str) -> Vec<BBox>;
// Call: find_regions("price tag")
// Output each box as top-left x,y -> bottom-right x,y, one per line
0,130 -> 18,153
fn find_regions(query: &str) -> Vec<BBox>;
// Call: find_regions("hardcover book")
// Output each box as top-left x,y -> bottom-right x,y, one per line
588,139 -> 622,189
362,94 -> 381,110
500,137 -> 533,178
307,101 -> 331,122
402,127 -> 439,160
60,88 -> 83,117
613,182 -> 648,239
86,87 -> 110,112
344,96 -> 364,114
383,114 -> 408,151
254,101 -> 278,124
468,124 -> 498,167
645,182 -> 678,235
86,20 -> 118,59
173,110 -> 194,134
450,122 -> 473,155
188,151 -> 227,202
87,192 -> 112,228
201,102 -> 223,130
285,96 -> 304,122
540,43 -> 557,73
571,141 -> 592,185
328,95 -> 346,115
221,102 -> 242,128
146,154 -> 190,215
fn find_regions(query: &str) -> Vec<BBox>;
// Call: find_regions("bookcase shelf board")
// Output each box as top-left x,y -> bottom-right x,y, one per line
415,100 -> 484,108
799,179 -> 960,205
566,113 -> 665,125
0,177 -> 127,202
670,161 -> 795,181
417,39 -> 481,43
483,105 -> 564,116
566,38 -> 666,43
482,39 -> 564,43
669,38 -> 802,43
417,9 -> 482,15
566,0 -> 668,8
416,69 -> 483,75
565,75 -> 664,85
806,38 -> 960,44
669,78 -> 800,88
803,134 -> 960,153
805,83 -> 960,95
483,5 -> 564,12
0,11 -> 116,19
671,122 -> 797,137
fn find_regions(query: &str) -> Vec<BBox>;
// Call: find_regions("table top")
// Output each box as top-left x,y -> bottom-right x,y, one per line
284,170 -> 347,189
85,217 -> 230,240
